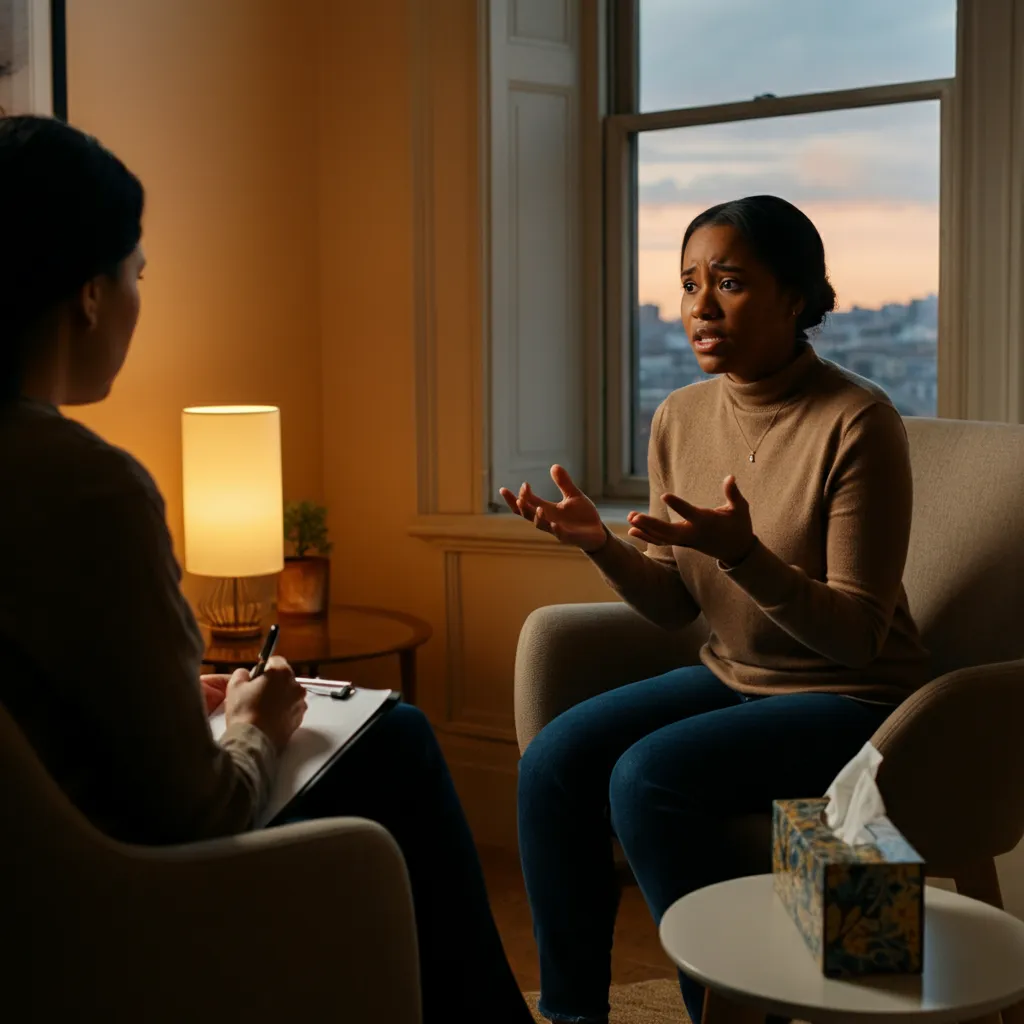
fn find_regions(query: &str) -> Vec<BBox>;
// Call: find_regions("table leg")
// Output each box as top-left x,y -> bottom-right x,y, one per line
399,648 -> 417,705
702,989 -> 764,1024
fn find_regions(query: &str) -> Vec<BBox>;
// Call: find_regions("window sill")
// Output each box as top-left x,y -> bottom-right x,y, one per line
408,507 -> 637,551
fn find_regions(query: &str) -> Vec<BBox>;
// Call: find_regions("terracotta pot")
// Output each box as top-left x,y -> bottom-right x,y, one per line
277,556 -> 330,616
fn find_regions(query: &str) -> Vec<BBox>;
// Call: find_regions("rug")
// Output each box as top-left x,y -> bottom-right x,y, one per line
526,978 -> 689,1023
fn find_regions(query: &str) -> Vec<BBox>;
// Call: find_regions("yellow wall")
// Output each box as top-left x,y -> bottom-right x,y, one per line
65,0 -> 326,583
315,0 -> 615,845
58,0 -> 614,846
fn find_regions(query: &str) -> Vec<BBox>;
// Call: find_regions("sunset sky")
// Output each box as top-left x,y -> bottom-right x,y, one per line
635,0 -> 955,317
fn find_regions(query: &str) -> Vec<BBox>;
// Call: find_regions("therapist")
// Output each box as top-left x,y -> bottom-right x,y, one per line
0,114 -> 532,1024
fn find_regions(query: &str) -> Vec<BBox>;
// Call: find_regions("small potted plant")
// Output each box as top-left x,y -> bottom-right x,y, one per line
277,500 -> 333,616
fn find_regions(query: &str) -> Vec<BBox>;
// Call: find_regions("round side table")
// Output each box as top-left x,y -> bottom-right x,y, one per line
660,874 -> 1024,1024
202,605 -> 432,705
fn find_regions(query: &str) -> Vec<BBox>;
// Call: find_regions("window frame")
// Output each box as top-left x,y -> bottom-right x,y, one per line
599,1 -> 956,500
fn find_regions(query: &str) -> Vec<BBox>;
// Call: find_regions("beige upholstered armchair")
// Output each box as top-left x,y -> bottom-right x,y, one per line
0,700 -> 421,1023
515,417 -> 1024,913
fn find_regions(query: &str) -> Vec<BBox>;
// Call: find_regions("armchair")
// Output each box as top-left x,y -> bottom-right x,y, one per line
0,700 -> 421,1023
515,418 -> 1024,911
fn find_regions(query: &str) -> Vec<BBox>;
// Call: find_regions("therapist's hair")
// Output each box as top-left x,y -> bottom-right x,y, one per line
681,195 -> 837,341
0,115 -> 144,400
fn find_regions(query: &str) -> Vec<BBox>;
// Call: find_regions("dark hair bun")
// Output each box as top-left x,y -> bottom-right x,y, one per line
797,276 -> 837,337
682,195 -> 835,341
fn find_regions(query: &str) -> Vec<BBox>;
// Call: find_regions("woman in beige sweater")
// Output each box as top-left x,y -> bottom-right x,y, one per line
502,195 -> 929,1024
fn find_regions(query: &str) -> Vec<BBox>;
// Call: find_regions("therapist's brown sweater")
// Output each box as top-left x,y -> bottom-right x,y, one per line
589,344 -> 930,702
0,398 -> 275,844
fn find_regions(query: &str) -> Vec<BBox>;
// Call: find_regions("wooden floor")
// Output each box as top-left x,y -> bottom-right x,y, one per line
478,844 -> 677,993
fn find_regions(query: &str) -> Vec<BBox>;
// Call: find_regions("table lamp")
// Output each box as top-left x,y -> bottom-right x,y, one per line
182,405 -> 284,638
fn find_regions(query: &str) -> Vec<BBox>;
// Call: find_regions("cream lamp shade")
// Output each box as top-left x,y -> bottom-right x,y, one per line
182,405 -> 284,578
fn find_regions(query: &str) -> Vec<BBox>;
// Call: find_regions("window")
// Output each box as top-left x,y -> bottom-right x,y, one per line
488,1 -> 1022,513
606,0 -> 957,491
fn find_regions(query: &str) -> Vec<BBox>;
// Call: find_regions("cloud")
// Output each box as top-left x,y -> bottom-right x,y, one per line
638,168 -> 938,208
638,0 -> 956,113
634,102 -> 941,208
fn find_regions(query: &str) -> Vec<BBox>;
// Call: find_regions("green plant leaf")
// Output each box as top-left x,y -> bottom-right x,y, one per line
283,499 -> 331,558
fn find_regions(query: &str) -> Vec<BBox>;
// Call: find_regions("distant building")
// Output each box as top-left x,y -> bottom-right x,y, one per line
632,295 -> 938,472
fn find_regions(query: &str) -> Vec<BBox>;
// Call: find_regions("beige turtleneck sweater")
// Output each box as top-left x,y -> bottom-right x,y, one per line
589,344 -> 930,703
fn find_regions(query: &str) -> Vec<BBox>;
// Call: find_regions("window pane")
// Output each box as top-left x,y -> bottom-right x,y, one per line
639,0 -> 956,113
632,101 -> 940,474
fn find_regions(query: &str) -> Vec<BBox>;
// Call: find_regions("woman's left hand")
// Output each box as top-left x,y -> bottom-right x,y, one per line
200,673 -> 231,714
627,475 -> 757,567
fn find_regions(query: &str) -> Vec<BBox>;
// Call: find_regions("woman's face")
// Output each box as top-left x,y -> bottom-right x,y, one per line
62,244 -> 145,404
680,224 -> 802,384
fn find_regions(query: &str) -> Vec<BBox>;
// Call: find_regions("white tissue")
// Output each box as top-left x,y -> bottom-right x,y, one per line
824,741 -> 887,846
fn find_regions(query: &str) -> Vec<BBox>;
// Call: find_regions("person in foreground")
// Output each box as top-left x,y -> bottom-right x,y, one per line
501,195 -> 930,1024
0,115 -> 533,1024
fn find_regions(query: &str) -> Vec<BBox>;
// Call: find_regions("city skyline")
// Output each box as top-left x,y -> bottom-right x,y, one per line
632,291 -> 938,471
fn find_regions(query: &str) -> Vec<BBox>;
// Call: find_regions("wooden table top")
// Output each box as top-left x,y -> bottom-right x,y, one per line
203,604 -> 432,670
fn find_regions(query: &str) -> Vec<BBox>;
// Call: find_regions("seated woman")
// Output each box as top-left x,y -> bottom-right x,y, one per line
501,195 -> 930,1024
0,115 -> 532,1024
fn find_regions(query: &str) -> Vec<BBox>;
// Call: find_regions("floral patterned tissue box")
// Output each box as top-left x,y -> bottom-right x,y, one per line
772,797 -> 924,977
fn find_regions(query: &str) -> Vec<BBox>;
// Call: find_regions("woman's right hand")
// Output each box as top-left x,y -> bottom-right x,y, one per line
224,655 -> 306,754
499,464 -> 608,553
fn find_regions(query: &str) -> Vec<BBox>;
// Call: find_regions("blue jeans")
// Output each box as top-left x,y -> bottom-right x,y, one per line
288,703 -> 532,1024
517,665 -> 893,1024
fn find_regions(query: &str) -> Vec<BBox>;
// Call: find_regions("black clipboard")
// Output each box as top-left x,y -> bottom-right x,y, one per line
264,690 -> 402,826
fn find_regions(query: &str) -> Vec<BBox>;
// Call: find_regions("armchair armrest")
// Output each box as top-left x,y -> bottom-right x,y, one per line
514,601 -> 709,752
23,818 -> 422,1024
872,658 -> 1024,873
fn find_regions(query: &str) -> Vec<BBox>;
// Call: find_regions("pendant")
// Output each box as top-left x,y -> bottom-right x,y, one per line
749,452 -> 756,463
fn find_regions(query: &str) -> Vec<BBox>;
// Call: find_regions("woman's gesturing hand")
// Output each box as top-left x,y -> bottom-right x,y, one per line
499,465 -> 608,553
626,474 -> 756,567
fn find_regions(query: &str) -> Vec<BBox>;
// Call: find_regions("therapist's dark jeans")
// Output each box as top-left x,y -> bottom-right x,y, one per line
289,702 -> 532,1024
517,665 -> 892,1024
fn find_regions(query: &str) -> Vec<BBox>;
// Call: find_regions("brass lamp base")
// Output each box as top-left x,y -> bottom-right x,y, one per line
199,577 -> 264,639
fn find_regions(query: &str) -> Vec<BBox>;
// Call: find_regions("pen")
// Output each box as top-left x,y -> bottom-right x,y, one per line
249,624 -> 280,680
302,681 -> 356,700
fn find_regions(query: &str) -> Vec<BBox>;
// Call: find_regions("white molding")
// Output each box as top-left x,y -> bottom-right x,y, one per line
409,511 -> 634,549
409,0 -> 440,514
606,78 -> 949,134
443,550 -> 464,722
938,75 -> 965,419
28,0 -> 53,116
1010,1 -> 1024,422
954,0 -> 1024,423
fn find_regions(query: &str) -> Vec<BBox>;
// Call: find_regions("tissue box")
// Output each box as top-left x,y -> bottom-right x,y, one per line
772,798 -> 924,977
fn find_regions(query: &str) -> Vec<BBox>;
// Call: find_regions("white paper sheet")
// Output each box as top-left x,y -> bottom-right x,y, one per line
209,683 -> 393,827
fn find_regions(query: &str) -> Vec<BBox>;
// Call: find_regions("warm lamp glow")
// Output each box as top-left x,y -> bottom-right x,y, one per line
182,405 -> 284,578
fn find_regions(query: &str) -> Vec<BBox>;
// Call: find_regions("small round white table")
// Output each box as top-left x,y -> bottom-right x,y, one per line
659,874 -> 1024,1024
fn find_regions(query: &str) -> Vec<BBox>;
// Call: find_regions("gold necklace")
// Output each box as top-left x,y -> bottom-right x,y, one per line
728,395 -> 791,463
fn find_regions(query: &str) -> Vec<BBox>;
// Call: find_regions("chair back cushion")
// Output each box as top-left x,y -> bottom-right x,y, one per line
903,418 -> 1024,677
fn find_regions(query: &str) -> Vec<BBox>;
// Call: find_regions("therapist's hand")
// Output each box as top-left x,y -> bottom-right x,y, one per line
224,656 -> 306,753
200,673 -> 230,714
499,465 -> 608,553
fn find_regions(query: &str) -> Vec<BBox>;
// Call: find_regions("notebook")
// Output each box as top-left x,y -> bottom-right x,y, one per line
208,681 -> 399,827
